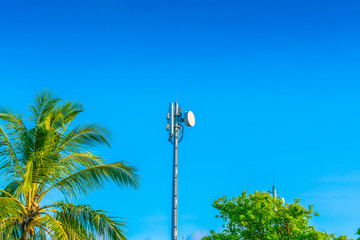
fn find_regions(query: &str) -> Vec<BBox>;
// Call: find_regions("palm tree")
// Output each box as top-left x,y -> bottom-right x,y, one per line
0,90 -> 139,240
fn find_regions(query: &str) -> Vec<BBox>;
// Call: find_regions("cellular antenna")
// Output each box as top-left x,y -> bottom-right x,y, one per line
166,102 -> 195,240
268,175 -> 285,204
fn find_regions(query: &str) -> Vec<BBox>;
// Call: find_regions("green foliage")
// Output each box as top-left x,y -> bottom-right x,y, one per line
0,90 -> 140,239
202,191 -> 353,240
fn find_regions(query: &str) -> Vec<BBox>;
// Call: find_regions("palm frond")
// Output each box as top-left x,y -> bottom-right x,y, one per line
54,202 -> 126,240
0,126 -> 20,174
0,221 -> 21,239
58,101 -> 84,126
42,162 -> 139,200
29,90 -> 61,126
0,181 -> 21,199
0,107 -> 25,131
59,123 -> 111,150
40,213 -> 70,240
0,190 -> 25,211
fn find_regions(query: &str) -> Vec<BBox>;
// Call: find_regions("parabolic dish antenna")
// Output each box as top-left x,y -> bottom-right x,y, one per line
184,111 -> 195,127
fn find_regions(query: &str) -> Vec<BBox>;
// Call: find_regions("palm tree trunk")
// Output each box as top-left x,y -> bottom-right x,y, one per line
21,223 -> 30,240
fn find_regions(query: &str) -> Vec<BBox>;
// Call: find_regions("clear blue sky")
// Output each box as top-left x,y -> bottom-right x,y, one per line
1,0 -> 360,239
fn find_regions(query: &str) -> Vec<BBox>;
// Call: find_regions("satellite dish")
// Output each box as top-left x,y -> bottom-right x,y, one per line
184,111 -> 195,127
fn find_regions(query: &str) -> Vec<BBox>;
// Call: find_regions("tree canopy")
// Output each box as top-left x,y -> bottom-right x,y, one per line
0,90 -> 139,239
202,191 -> 354,240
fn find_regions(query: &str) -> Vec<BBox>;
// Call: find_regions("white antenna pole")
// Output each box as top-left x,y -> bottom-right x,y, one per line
273,185 -> 276,199
272,174 -> 277,199
171,101 -> 179,240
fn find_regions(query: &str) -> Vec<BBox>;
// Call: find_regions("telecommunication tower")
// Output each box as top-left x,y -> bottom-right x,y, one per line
166,102 -> 195,240
269,185 -> 285,203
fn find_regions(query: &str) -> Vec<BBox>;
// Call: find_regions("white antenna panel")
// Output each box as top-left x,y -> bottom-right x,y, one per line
169,103 -> 174,135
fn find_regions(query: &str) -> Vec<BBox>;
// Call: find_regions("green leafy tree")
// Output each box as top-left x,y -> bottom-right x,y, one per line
0,91 -> 139,240
202,191 -> 352,240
